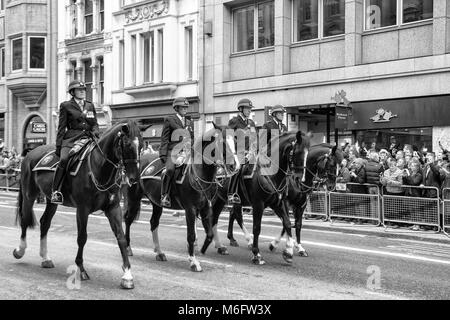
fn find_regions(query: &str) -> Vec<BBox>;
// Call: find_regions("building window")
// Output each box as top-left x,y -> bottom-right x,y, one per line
143,32 -> 154,83
233,2 -> 274,53
257,1 -> 274,49
364,0 -> 433,30
99,0 -> 105,31
158,29 -> 163,82
85,0 -> 93,35
1,0 -> 4,11
131,35 -> 136,85
71,61 -> 78,80
119,40 -> 124,88
402,0 -> 433,23
12,38 -> 23,71
1,48 -> 5,78
84,60 -> 93,101
29,37 -> 45,70
293,0 -> 345,42
185,26 -> 193,80
98,57 -> 104,104
70,0 -> 78,38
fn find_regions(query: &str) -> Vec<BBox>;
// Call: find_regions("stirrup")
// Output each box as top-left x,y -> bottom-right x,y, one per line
228,193 -> 241,205
51,191 -> 64,204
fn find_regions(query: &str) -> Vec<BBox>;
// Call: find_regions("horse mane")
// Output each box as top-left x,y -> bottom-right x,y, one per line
101,120 -> 143,149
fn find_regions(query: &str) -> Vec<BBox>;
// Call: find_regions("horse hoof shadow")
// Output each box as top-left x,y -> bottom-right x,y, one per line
298,251 -> 308,257
156,253 -> 167,262
282,250 -> 293,264
251,255 -> 266,265
41,260 -> 55,269
190,264 -> 203,272
229,240 -> 239,247
80,271 -> 90,281
217,247 -> 229,255
269,244 -> 276,252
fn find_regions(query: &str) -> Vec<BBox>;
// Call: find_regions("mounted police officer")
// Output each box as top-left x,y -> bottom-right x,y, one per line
227,98 -> 257,204
51,80 -> 100,204
262,105 -> 287,158
159,97 -> 193,208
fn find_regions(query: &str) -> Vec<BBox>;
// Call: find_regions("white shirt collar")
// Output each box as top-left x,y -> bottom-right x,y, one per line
239,114 -> 248,122
176,113 -> 184,122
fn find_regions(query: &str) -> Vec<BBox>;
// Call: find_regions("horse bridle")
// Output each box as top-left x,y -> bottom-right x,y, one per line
88,131 -> 140,192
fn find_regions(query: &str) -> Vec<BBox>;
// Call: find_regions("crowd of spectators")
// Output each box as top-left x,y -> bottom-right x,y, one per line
335,136 -> 449,231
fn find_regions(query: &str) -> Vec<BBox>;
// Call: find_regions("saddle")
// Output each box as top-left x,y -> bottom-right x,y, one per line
33,141 -> 95,176
141,158 -> 188,185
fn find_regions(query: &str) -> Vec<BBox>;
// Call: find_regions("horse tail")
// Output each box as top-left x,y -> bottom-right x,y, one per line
123,183 -> 143,225
15,159 -> 37,229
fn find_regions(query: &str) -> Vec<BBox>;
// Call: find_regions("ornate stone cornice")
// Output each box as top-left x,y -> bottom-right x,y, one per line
124,0 -> 169,24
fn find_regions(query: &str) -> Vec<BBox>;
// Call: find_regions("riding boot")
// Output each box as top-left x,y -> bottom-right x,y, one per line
51,165 -> 66,204
227,171 -> 241,205
161,174 -> 171,208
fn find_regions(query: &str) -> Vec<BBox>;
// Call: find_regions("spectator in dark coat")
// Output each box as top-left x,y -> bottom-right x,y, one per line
422,152 -> 441,198
365,152 -> 383,193
349,158 -> 366,194
403,160 -> 423,197
336,158 -> 351,184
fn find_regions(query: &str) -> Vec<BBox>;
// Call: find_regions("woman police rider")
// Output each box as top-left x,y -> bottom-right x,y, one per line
51,80 -> 100,204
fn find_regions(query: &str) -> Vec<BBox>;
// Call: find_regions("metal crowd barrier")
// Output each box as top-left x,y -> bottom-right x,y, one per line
442,188 -> 450,235
328,183 -> 381,224
382,185 -> 441,231
0,171 -> 20,192
305,190 -> 328,218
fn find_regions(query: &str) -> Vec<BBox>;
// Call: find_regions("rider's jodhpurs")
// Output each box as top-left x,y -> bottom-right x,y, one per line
161,153 -> 176,196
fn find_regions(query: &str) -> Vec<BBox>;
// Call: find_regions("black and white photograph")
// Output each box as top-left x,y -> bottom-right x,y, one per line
0,0 -> 449,307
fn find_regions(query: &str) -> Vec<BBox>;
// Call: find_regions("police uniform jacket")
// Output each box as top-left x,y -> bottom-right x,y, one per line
228,115 -> 257,154
159,114 -> 193,159
56,98 -> 99,153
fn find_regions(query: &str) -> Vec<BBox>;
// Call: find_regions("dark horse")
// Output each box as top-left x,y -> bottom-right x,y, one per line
210,131 -> 311,265
124,125 -> 236,272
267,144 -> 344,256
14,121 -> 142,289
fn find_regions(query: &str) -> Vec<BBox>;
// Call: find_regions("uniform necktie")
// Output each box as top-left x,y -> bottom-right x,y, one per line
182,117 -> 186,128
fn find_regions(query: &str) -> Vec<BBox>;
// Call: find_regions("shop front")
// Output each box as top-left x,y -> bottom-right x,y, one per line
348,95 -> 450,153
23,115 -> 48,152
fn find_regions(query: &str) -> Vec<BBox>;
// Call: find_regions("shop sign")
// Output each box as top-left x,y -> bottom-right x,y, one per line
370,108 -> 397,123
32,122 -> 47,133
335,105 -> 349,129
26,138 -> 46,144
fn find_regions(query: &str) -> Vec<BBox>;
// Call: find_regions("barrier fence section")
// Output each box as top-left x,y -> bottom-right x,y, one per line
0,171 -> 20,192
328,183 -> 381,224
443,188 -> 450,235
382,185 -> 441,230
305,190 -> 328,218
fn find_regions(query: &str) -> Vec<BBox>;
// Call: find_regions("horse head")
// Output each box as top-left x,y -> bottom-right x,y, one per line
193,122 -> 237,175
281,131 -> 312,181
313,144 -> 345,190
99,120 -> 143,186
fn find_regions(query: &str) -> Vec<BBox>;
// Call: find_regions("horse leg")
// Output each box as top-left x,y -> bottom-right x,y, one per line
151,204 -> 167,262
235,207 -> 253,249
211,198 -> 229,255
75,208 -> 90,281
105,205 -> 134,290
269,201 -> 289,252
124,183 -> 143,257
200,204 -> 214,255
251,202 -> 265,265
186,207 -> 202,272
227,204 -> 239,247
294,202 -> 308,257
271,204 -> 294,264
13,194 -> 37,260
39,202 -> 58,269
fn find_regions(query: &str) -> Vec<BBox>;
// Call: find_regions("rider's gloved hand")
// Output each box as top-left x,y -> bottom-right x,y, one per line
160,156 -> 167,164
55,147 -> 61,158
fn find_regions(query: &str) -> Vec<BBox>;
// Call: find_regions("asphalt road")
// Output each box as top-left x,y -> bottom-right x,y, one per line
0,192 -> 449,300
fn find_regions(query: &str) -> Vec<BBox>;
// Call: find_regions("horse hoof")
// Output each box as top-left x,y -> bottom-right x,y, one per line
269,244 -> 276,252
247,243 -> 253,250
156,253 -> 167,262
252,255 -> 266,265
13,249 -> 24,260
126,247 -> 134,257
229,240 -> 239,247
217,247 -> 229,255
190,264 -> 203,272
80,271 -> 90,281
41,260 -> 55,269
120,279 -> 135,290
282,250 -> 294,264
298,251 -> 308,257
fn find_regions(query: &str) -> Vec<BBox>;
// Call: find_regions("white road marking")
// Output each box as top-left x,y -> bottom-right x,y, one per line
364,291 -> 406,300
0,226 -> 18,231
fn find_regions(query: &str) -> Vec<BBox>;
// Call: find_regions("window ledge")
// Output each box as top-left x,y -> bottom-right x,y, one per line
230,47 -> 275,58
363,19 -> 433,36
123,83 -> 177,98
290,35 -> 345,48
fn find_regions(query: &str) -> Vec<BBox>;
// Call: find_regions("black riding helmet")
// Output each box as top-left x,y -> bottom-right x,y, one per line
68,80 -> 87,96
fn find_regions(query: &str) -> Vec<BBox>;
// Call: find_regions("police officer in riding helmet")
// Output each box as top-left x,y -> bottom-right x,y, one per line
51,80 -> 100,204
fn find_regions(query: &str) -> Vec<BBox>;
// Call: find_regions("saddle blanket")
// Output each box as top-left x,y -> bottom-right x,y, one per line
32,143 -> 96,176
141,158 -> 188,185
